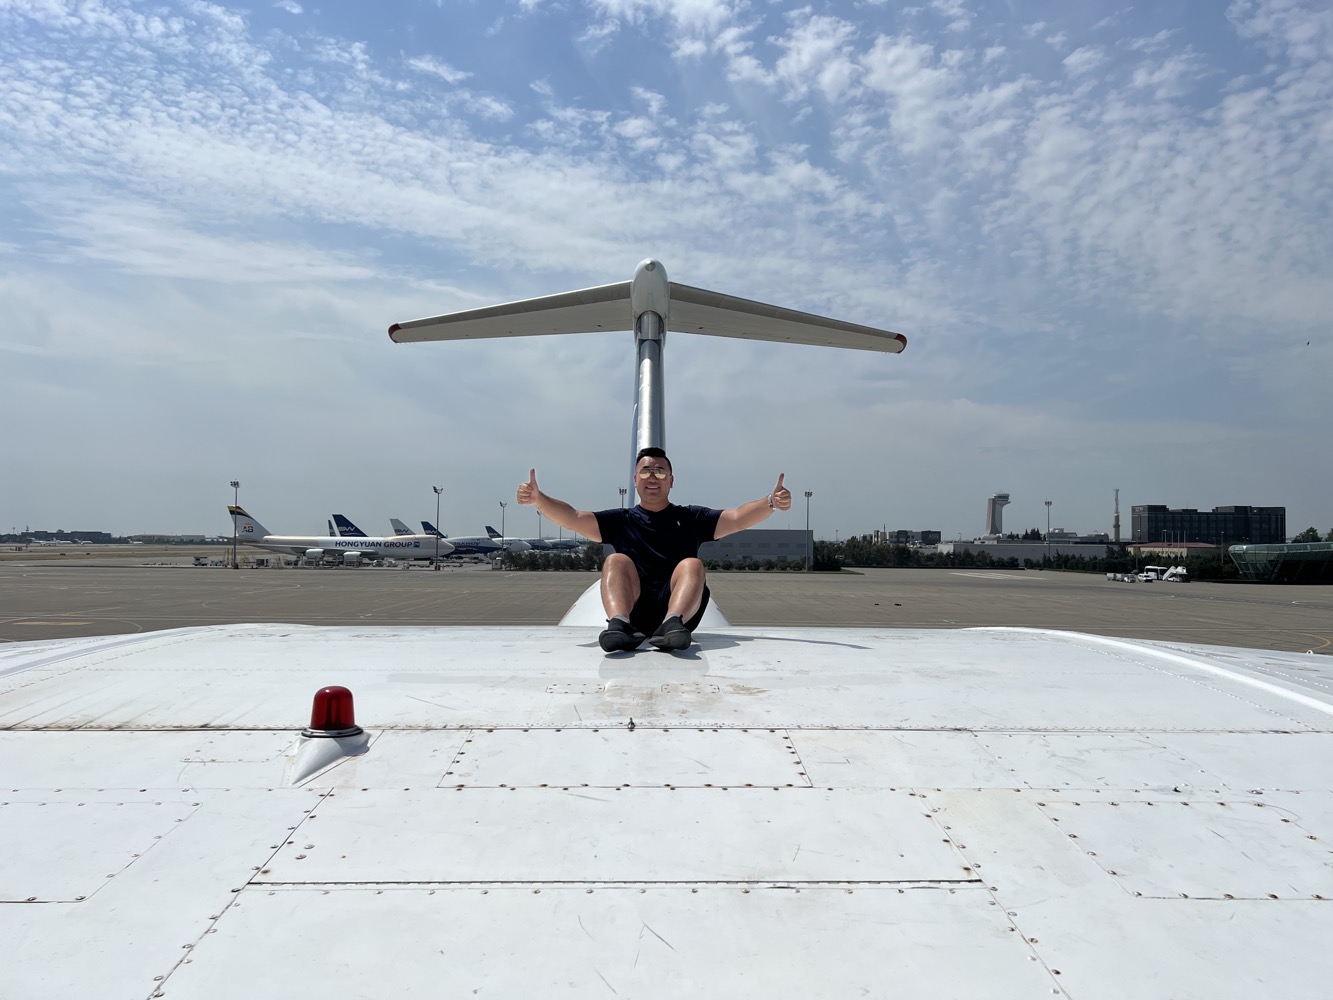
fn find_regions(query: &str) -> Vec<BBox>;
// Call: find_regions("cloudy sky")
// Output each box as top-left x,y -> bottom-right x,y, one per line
2,0 -> 1330,543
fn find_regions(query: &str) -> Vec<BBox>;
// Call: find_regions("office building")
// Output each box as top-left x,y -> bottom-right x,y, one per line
1131,505 -> 1285,545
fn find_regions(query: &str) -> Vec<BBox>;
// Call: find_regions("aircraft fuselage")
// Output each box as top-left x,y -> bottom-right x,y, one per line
240,532 -> 453,562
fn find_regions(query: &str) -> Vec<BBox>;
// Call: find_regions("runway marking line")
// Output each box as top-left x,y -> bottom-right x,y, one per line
11,620 -> 94,626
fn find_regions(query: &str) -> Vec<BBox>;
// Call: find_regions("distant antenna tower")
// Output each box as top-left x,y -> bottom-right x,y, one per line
985,493 -> 1011,536
1113,488 -> 1121,544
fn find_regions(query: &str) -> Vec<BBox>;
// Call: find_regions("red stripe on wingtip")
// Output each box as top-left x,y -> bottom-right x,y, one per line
388,323 -> 401,341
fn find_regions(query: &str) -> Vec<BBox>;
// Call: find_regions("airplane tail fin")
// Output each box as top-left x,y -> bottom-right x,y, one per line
390,518 -> 413,536
421,521 -> 445,539
229,506 -> 269,539
333,514 -> 367,538
327,519 -> 335,537
485,525 -> 501,539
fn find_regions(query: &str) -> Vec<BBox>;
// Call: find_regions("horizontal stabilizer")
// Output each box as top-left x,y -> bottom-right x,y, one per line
669,283 -> 905,353
389,278 -> 905,353
389,281 -> 632,343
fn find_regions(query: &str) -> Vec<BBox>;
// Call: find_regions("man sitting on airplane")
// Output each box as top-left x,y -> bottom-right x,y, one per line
517,447 -> 792,651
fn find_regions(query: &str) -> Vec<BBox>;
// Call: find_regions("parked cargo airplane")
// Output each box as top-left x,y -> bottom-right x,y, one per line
483,524 -> 583,551
484,524 -> 552,550
229,506 -> 454,564
347,515 -> 503,557
418,519 -> 507,557
4,261 -> 1329,998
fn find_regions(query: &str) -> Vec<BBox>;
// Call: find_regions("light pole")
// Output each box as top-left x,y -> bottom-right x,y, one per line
618,486 -> 627,509
537,509 -> 543,543
804,491 -> 813,570
432,486 -> 443,570
1044,499 -> 1052,563
230,480 -> 239,569
498,500 -> 506,541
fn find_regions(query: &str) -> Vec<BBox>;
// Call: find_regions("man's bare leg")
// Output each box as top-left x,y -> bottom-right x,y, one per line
665,557 -> 706,622
600,552 -> 641,620
598,554 -> 646,651
650,558 -> 705,650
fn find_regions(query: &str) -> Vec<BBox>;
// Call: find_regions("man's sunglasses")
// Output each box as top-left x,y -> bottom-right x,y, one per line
636,467 -> 670,480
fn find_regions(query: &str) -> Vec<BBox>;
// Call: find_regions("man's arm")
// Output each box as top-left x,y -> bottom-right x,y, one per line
714,473 -> 792,539
516,469 -> 603,542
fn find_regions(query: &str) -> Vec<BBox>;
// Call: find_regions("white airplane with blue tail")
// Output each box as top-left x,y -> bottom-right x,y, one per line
230,507 -> 453,565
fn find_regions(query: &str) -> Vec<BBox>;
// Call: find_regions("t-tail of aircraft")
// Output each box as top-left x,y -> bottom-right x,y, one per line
390,258 -> 906,477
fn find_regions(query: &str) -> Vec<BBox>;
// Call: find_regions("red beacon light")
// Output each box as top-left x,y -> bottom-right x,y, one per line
302,685 -> 364,739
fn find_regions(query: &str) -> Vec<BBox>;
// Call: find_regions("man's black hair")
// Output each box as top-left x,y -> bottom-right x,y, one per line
635,446 -> 671,473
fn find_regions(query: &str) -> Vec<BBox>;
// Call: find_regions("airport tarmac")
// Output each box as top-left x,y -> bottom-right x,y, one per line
1,560 -> 1330,653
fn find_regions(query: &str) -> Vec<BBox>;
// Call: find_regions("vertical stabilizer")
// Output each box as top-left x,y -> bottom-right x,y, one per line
229,506 -> 269,539
333,515 -> 368,538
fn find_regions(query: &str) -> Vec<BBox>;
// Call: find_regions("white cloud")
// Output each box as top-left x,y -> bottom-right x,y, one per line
859,34 -> 964,153
1128,51 -> 1204,99
589,0 -> 740,35
772,13 -> 859,103
1063,46 -> 1106,76
407,55 -> 472,84
1228,0 -> 1333,62
1126,28 -> 1178,54
930,0 -> 973,33
576,18 -> 620,50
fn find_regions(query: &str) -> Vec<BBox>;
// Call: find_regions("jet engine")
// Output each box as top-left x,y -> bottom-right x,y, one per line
304,548 -> 326,562
342,551 -> 362,566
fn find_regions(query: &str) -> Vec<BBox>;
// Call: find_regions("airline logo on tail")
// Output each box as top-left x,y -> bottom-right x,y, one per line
333,515 -> 368,538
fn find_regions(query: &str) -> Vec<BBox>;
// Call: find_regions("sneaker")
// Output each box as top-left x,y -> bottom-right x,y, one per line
599,617 -> 643,652
648,614 -> 692,651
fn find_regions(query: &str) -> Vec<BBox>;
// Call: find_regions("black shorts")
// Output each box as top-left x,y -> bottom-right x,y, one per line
629,579 -> 710,635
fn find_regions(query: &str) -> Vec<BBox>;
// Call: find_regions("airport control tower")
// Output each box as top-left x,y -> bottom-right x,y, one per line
985,493 -> 1011,536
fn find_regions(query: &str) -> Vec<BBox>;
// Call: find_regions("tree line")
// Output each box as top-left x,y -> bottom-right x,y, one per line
499,532 -> 1331,578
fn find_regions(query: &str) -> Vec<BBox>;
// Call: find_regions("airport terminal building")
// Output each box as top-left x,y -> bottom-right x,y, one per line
699,529 -> 812,564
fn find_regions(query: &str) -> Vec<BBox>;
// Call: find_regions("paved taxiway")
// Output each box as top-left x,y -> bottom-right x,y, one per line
1,561 -> 1330,653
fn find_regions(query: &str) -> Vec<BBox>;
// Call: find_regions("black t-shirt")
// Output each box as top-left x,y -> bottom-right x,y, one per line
595,503 -> 722,582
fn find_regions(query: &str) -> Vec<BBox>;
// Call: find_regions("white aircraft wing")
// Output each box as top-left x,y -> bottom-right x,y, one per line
388,281 -> 633,342
3,616 -> 1331,996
